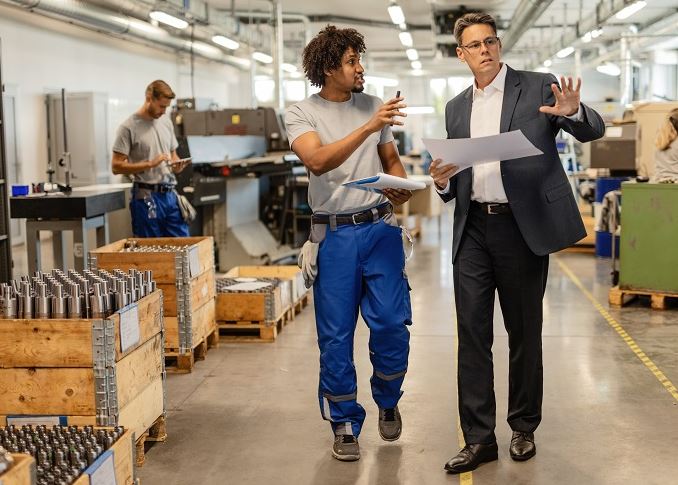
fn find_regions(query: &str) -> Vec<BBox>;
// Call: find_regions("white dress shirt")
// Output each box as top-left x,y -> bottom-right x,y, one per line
437,64 -> 582,199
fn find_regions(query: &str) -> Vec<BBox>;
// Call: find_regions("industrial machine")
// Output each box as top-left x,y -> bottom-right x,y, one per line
173,107 -> 298,271
590,123 -> 637,173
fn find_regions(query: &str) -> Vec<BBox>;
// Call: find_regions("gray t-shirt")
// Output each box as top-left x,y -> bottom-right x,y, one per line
112,113 -> 178,184
285,93 -> 394,214
654,137 -> 678,182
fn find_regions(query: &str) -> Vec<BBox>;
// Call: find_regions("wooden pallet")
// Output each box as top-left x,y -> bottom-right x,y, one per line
165,327 -> 219,373
609,286 -> 678,310
135,415 -> 167,467
218,311 -> 289,343
294,293 -> 310,315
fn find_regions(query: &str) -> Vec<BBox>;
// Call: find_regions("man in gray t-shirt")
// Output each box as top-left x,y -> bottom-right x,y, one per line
284,25 -> 413,462
111,80 -> 191,237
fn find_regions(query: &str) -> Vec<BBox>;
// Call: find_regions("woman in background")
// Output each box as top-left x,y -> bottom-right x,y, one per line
654,108 -> 678,183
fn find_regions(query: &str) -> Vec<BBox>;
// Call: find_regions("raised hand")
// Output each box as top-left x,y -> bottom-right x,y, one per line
365,96 -> 407,133
539,76 -> 581,117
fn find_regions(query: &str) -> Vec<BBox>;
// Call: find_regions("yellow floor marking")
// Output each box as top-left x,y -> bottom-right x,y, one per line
556,257 -> 678,402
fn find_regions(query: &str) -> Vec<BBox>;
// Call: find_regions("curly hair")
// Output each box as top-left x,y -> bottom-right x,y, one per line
302,25 -> 366,88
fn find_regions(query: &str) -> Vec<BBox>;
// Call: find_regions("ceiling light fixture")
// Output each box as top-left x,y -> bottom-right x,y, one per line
212,35 -> 239,50
388,3 -> 406,25
411,60 -> 422,70
282,63 -> 298,73
556,46 -> 575,58
149,11 -> 188,30
253,52 -> 273,64
406,48 -> 419,61
615,1 -> 647,20
581,32 -> 592,43
399,31 -> 413,48
591,28 -> 603,38
543,59 -> 552,67
596,62 -> 621,76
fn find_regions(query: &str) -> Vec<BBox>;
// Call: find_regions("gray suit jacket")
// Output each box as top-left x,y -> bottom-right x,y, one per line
439,65 -> 605,261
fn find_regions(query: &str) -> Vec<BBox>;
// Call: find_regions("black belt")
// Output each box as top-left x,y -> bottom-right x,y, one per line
133,182 -> 175,193
312,204 -> 392,225
471,201 -> 512,215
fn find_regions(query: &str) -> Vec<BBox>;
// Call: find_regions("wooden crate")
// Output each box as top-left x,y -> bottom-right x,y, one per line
218,310 -> 291,343
226,266 -> 307,307
72,428 -> 135,484
90,236 -> 217,359
165,300 -> 218,373
0,454 -> 35,485
89,236 -> 214,284
0,291 -> 165,441
215,279 -> 285,323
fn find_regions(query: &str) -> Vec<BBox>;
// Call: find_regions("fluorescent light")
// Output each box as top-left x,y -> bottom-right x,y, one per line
403,106 -> 434,114
388,4 -> 405,25
543,59 -> 552,67
253,52 -> 273,64
591,28 -> 603,38
282,63 -> 298,73
149,11 -> 188,30
411,60 -> 422,70
399,23 -> 407,30
556,46 -> 575,58
596,62 -> 621,76
406,48 -> 419,61
581,32 -> 592,43
615,1 -> 646,20
364,75 -> 399,87
187,41 -> 221,57
399,31 -> 413,48
411,69 -> 423,76
212,35 -> 239,50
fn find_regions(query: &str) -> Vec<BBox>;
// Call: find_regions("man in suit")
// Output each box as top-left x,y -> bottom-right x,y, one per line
430,13 -> 605,473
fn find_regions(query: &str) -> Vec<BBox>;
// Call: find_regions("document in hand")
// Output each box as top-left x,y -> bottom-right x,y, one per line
422,130 -> 543,171
343,172 -> 428,192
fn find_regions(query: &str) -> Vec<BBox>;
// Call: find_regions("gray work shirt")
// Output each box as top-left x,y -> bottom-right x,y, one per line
285,93 -> 394,214
112,113 -> 178,185
654,137 -> 678,182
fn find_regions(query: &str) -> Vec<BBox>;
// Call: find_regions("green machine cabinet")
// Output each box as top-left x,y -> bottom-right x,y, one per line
619,182 -> 678,293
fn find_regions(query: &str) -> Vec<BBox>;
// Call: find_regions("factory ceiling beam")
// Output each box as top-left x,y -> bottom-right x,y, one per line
500,0 -> 556,53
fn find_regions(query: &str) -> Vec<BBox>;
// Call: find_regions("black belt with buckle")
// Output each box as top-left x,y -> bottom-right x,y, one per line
312,203 -> 392,225
133,182 -> 175,193
472,201 -> 512,215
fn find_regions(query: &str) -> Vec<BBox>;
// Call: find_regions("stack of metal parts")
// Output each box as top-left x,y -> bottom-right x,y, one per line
0,268 -> 156,319
1,424 -> 124,485
215,277 -> 278,293
122,240 -> 190,253
0,445 -> 14,473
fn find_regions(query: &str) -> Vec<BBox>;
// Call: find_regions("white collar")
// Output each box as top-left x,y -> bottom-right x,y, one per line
473,63 -> 507,99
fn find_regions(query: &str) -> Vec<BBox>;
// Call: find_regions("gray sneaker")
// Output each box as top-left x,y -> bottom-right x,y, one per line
332,434 -> 360,461
378,406 -> 402,441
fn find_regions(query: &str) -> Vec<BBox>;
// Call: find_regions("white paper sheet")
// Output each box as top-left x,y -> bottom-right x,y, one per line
343,172 -> 428,192
422,130 -> 543,170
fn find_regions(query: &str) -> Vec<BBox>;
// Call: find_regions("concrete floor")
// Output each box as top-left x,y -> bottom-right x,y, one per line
13,211 -> 677,484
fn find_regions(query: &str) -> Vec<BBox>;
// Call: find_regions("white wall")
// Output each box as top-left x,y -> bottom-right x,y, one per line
0,5 -> 252,186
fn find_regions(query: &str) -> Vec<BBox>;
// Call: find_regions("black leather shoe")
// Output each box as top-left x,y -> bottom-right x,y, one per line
509,431 -> 536,461
444,442 -> 498,474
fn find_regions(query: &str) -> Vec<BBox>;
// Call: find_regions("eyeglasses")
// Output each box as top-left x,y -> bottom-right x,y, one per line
459,36 -> 500,53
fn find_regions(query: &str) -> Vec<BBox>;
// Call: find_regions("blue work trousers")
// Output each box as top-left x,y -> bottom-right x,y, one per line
130,189 -> 189,238
314,218 -> 412,437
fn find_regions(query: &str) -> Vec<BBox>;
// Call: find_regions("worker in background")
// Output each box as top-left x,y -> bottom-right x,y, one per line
111,80 -> 191,237
285,25 -> 412,462
429,12 -> 605,474
654,108 -> 678,182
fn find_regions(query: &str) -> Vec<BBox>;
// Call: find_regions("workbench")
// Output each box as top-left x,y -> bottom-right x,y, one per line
10,186 -> 125,272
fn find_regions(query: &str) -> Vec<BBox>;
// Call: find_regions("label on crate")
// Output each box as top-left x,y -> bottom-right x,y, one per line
6,415 -> 68,426
119,303 -> 140,353
86,449 -> 117,485
189,245 -> 201,278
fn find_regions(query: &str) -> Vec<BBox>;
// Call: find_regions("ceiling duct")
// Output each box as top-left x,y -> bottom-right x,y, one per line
500,0 -> 555,53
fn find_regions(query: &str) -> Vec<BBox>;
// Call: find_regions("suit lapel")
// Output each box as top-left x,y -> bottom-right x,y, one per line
500,66 -> 521,133
459,86 -> 473,138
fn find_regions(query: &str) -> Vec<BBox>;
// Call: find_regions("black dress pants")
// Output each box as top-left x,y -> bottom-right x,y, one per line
453,202 -> 549,445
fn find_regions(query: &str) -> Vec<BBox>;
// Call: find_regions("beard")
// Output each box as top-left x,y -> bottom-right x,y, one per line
351,85 -> 364,93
